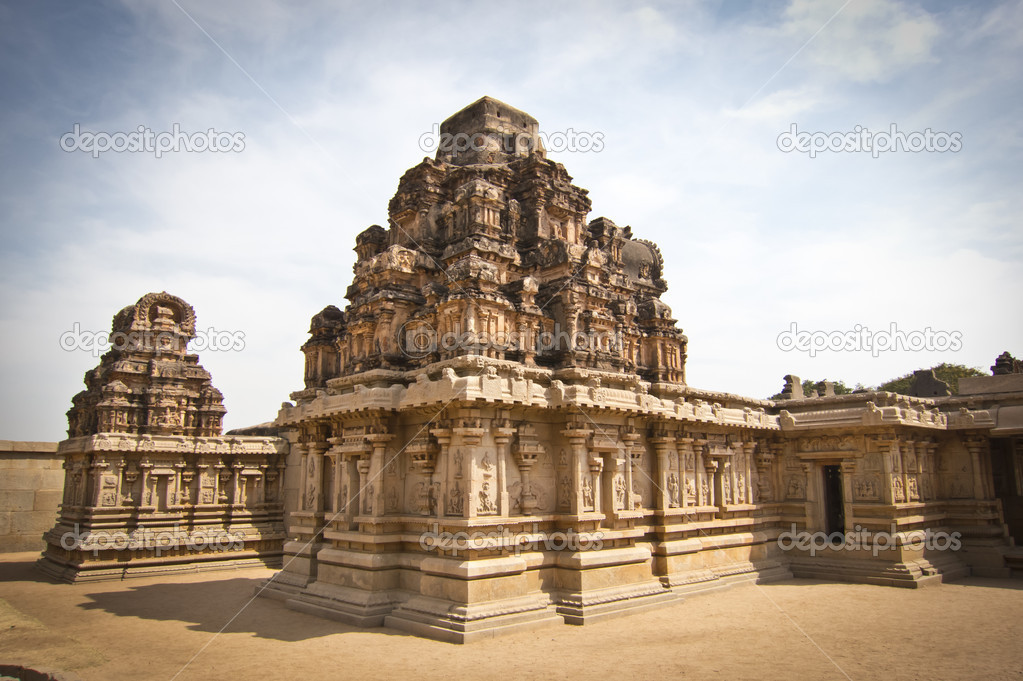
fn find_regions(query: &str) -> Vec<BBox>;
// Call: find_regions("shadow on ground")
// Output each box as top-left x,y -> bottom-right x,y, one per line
77,577 -> 408,642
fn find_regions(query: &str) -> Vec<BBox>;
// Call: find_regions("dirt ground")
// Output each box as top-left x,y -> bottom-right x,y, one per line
0,552 -> 1021,681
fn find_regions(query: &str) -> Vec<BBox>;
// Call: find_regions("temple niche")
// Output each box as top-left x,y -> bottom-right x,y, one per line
263,98 -> 1014,642
39,292 -> 286,582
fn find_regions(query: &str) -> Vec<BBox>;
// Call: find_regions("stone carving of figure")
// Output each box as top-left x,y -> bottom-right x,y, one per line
614,476 -> 626,508
478,482 -> 496,514
582,476 -> 593,508
448,480 -> 464,515
667,473 -> 680,507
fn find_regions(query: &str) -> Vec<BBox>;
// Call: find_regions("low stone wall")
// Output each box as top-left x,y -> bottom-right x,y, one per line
0,441 -> 63,553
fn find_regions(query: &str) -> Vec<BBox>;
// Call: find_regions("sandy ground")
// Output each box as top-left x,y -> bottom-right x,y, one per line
0,553 -> 1021,681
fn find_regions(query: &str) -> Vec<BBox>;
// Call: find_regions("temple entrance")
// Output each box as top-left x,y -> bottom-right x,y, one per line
990,437 -> 1023,543
822,465 -> 844,537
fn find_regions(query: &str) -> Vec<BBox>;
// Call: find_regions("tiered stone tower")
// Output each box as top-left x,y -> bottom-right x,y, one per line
300,97 -> 685,386
265,98 -> 1013,641
40,292 -> 285,581
66,292 -> 226,438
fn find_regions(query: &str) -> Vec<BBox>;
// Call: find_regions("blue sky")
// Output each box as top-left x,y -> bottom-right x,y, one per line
1,0 -> 1020,441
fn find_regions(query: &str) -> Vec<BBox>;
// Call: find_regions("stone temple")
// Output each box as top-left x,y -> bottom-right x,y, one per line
39,292 -> 286,581
255,97 -> 1019,641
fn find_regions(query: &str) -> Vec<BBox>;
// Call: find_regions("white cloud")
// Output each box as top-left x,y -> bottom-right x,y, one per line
780,0 -> 941,83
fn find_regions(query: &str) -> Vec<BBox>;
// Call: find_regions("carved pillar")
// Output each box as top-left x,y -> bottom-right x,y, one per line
753,441 -> 775,502
677,437 -> 693,507
493,420 -> 515,516
875,438 -> 898,505
140,461 -> 154,508
293,442 -> 307,506
452,418 -> 485,518
89,460 -> 108,508
965,435 -> 991,500
430,425 -> 452,519
741,442 -> 755,504
840,460 -> 856,533
801,461 -> 816,529
592,451 -> 607,517
327,439 -> 343,515
356,457 -> 372,516
305,441 -> 327,513
173,462 -> 186,507
922,440 -> 938,501
561,425 -> 593,514
622,428 -> 642,511
650,432 -> 676,510
366,434 -> 393,517
704,452 -> 718,508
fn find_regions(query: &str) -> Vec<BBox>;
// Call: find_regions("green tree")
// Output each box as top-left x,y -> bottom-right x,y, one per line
875,362 -> 985,395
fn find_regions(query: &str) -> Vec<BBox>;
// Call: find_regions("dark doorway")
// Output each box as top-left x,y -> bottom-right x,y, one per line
990,437 -> 1023,543
822,465 -> 845,537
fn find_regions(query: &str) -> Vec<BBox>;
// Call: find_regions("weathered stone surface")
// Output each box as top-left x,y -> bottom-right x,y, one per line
908,369 -> 951,397
38,294 -> 286,581
261,99 -> 1016,641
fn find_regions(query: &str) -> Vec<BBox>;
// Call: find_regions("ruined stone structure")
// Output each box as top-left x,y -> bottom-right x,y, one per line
39,292 -> 285,582
261,98 -> 1017,642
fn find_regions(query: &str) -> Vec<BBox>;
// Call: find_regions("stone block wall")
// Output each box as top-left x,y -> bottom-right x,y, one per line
0,441 -> 62,553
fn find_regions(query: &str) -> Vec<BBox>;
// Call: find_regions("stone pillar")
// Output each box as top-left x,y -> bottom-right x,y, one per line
430,426 -> 452,519
452,419 -> 484,519
591,452 -> 605,517
231,461 -> 244,509
650,433 -> 675,510
840,460 -> 856,533
327,444 -> 343,515
356,457 -> 372,516
741,442 -> 755,504
561,425 -> 593,514
173,462 -> 186,507
875,439 -> 898,505
89,460 -> 108,507
677,437 -> 693,507
801,461 -> 816,530
704,455 -> 718,508
493,422 -> 515,516
294,443 -> 307,506
305,441 -> 327,513
622,430 -> 642,511
140,462 -> 154,508
965,435 -> 991,500
366,434 -> 393,517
